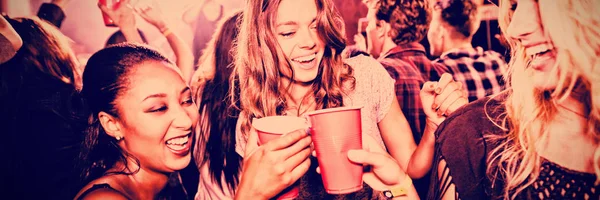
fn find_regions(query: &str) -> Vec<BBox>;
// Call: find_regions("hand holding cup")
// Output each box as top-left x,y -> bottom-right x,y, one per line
238,128 -> 312,200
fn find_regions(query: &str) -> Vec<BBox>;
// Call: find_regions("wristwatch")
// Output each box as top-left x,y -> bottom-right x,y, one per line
383,175 -> 412,199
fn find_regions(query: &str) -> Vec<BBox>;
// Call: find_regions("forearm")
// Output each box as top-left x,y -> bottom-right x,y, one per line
234,173 -> 269,200
163,27 -> 195,83
406,123 -> 436,178
235,188 -> 268,200
120,26 -> 144,44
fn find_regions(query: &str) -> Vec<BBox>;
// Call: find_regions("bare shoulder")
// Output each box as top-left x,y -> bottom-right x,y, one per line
79,188 -> 128,200
74,176 -> 126,200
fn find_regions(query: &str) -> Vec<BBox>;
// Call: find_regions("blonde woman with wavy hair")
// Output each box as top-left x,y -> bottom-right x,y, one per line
423,0 -> 600,199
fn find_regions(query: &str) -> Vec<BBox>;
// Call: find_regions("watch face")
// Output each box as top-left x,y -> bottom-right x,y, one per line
384,190 -> 393,198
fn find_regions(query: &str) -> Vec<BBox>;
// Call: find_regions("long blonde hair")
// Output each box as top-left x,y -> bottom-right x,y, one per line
233,0 -> 355,137
487,0 -> 600,199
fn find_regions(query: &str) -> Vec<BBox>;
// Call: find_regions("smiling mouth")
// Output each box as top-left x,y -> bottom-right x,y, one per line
166,133 -> 190,151
291,53 -> 316,63
526,43 -> 554,58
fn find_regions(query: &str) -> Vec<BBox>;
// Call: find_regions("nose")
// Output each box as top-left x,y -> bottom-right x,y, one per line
298,28 -> 317,50
171,104 -> 194,131
505,0 -> 541,42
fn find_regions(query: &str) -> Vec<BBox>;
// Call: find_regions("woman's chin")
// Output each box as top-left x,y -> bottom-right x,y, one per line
293,73 -> 319,84
532,74 -> 558,92
165,154 -> 192,172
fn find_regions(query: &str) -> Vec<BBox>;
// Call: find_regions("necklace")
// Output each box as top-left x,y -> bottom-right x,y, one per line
556,102 -> 587,118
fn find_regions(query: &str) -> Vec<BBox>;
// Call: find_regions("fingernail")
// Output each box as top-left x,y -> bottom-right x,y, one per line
432,103 -> 438,109
429,84 -> 435,89
435,88 -> 442,94
305,128 -> 311,135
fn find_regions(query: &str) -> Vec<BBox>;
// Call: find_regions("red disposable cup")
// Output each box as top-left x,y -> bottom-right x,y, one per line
306,106 -> 363,194
252,116 -> 309,200
98,0 -> 121,27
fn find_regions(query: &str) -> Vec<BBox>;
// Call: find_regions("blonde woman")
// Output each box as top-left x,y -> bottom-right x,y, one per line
426,0 -> 600,199
232,0 -> 466,198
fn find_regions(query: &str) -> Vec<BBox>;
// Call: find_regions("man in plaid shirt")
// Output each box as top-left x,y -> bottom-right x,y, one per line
428,0 -> 507,102
361,0 -> 446,144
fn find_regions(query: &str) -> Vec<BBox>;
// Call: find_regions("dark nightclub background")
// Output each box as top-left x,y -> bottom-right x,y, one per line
1,0 -> 507,63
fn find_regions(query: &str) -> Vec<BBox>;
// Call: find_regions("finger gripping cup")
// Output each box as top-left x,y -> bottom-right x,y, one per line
252,116 -> 308,200
306,106 -> 363,194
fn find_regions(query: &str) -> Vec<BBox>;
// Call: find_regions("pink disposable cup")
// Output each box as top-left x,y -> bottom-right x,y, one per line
252,116 -> 309,200
99,0 -> 121,27
306,106 -> 363,194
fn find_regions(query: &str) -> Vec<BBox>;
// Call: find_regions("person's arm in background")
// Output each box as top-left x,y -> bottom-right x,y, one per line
0,15 -> 21,64
407,74 -> 468,178
37,0 -> 71,28
181,0 -> 209,25
135,1 -> 195,83
98,0 -> 144,44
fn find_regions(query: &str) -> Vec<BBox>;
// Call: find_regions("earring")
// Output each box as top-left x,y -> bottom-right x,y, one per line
115,135 -> 124,141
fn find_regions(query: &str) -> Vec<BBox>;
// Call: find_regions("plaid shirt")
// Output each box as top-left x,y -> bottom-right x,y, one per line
433,47 -> 507,102
377,43 -> 444,143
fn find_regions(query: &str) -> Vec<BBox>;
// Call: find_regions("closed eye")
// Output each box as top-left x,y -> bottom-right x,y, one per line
150,106 -> 167,113
280,31 -> 295,38
182,97 -> 194,105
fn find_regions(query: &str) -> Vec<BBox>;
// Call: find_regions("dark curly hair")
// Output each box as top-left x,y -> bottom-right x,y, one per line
440,0 -> 478,38
376,0 -> 430,45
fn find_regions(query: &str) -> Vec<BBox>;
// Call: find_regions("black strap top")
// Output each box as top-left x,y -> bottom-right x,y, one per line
526,159 -> 599,199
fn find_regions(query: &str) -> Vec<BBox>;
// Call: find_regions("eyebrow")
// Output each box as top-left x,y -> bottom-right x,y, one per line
181,87 -> 190,95
276,18 -> 317,28
142,93 -> 167,102
141,87 -> 191,102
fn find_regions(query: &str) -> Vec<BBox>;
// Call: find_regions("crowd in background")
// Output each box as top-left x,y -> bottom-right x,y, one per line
1,0 -> 598,199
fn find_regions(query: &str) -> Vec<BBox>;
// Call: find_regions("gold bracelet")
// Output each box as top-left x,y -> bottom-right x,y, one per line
161,27 -> 173,37
383,175 -> 412,198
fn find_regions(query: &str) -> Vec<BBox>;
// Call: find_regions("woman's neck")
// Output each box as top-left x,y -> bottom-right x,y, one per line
554,93 -> 588,122
537,94 -> 596,173
282,78 -> 316,116
113,160 -> 170,199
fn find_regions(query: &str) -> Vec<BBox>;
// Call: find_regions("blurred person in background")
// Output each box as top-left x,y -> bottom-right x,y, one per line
99,0 -> 194,83
427,0 -> 507,102
0,15 -> 87,200
0,13 -> 21,64
190,11 -> 243,200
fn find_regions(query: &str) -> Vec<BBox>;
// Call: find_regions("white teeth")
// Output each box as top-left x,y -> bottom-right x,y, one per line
166,135 -> 189,145
525,43 -> 553,57
292,54 -> 316,62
